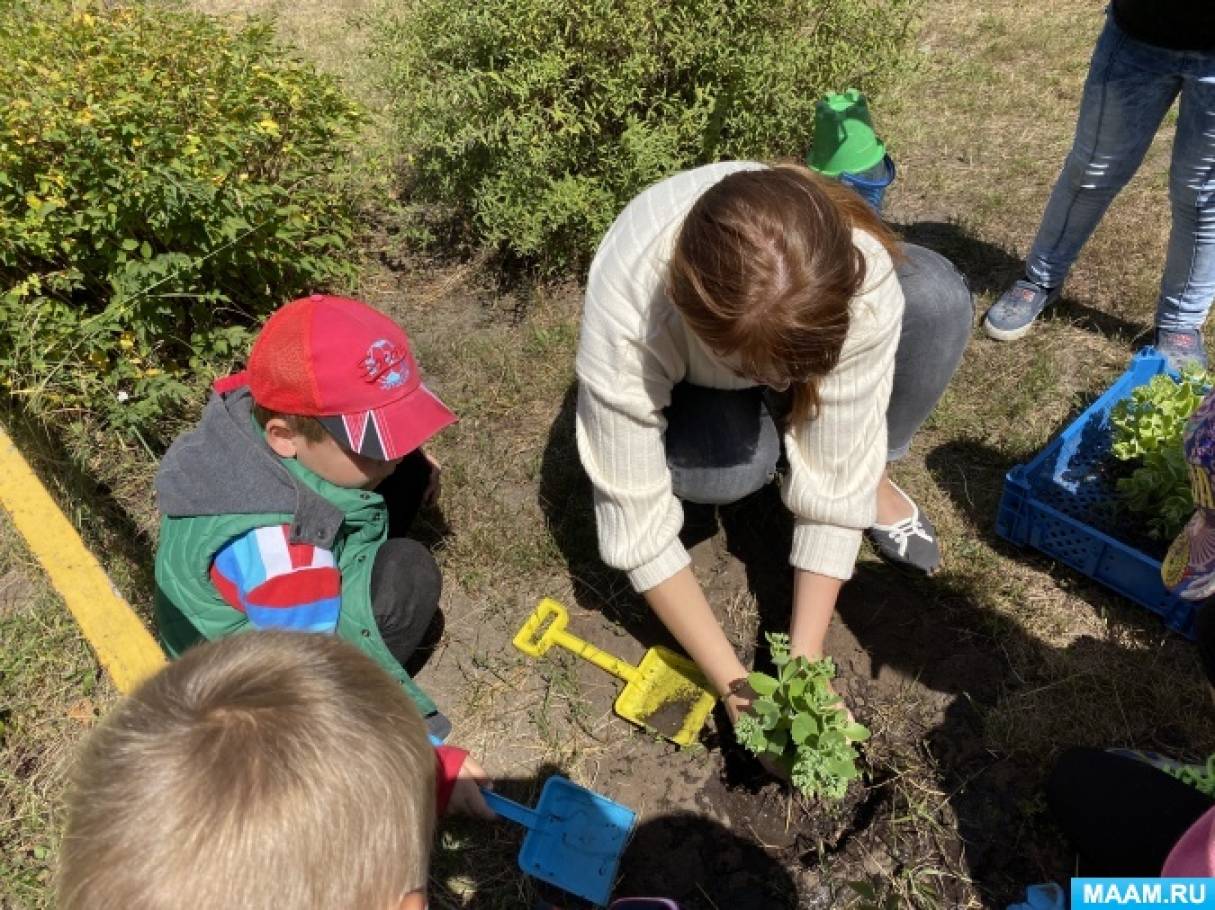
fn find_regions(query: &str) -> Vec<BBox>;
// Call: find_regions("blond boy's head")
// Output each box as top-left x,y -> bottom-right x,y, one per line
58,632 -> 435,910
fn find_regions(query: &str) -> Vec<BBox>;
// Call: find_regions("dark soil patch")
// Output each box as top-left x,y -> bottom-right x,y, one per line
696,715 -> 880,854
616,809 -> 803,909
640,692 -> 701,740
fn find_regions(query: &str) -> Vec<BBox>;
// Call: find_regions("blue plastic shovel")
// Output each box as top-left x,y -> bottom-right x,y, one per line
482,776 -> 636,907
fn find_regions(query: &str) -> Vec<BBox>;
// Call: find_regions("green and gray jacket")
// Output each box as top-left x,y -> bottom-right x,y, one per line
153,384 -> 436,715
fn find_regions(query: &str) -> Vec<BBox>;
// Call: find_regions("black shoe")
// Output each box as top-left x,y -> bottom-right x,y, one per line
865,482 -> 941,575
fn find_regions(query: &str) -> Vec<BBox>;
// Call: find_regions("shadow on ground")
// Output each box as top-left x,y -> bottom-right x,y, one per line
0,403 -> 160,608
536,373 -> 1214,905
431,767 -> 798,910
896,219 -> 1148,346
537,384 -> 661,638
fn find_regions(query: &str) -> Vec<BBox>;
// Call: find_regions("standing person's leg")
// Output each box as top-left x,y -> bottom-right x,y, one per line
867,244 -> 972,573
1153,62 -> 1215,367
984,17 -> 1181,341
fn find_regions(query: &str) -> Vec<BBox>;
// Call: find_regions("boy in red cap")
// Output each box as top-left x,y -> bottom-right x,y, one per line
154,295 -> 458,738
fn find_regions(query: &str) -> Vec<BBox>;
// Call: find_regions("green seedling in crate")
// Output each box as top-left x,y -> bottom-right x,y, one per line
1111,366 -> 1214,539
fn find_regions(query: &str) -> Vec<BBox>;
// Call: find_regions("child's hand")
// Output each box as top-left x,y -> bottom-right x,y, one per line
447,755 -> 495,819
422,449 -> 442,506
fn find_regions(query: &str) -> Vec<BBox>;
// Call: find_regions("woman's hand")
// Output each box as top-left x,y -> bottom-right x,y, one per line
789,569 -> 842,662
722,676 -> 758,726
446,755 -> 496,819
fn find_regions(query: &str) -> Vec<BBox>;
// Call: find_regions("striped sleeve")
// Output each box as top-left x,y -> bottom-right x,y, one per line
209,524 -> 341,633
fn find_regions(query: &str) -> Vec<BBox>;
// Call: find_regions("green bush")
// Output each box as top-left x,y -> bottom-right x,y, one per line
0,1 -> 364,445
376,0 -> 918,273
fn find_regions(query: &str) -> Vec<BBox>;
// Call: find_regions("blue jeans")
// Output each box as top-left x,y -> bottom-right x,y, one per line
665,244 -> 973,505
1026,14 -> 1215,332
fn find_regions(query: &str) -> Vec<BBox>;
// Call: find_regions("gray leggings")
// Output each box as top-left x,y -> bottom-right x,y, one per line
665,243 -> 973,505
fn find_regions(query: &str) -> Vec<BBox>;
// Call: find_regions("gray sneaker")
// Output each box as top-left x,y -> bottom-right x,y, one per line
865,482 -> 941,575
983,279 -> 1061,341
1153,327 -> 1209,372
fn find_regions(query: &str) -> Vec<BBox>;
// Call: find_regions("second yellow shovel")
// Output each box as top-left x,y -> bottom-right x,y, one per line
513,598 -> 717,747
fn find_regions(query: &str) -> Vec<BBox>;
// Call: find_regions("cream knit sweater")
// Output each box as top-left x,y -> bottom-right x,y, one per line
575,161 -> 905,592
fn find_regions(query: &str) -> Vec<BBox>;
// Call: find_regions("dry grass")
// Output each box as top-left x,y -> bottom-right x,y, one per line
6,0 -> 1215,906
188,0 -> 381,95
0,512 -> 117,910
884,0 -> 1213,744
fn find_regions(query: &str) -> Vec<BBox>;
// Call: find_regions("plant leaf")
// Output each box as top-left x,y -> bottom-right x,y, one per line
748,672 -> 778,696
844,722 -> 871,742
791,712 -> 814,744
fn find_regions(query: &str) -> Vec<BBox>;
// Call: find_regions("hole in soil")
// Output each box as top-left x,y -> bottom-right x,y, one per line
699,710 -> 891,856
801,762 -> 895,862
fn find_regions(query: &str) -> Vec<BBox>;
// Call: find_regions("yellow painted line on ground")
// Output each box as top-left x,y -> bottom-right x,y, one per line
0,423 -> 164,694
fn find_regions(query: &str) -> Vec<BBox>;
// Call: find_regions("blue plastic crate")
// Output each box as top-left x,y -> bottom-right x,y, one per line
995,348 -> 1197,638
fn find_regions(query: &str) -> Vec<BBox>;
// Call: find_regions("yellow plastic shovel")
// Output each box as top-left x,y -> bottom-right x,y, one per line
513,598 -> 717,747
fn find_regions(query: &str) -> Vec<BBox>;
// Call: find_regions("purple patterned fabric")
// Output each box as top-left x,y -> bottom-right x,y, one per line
1164,391 -> 1215,599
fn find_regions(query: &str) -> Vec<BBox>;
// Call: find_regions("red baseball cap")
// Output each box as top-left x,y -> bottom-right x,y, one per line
224,295 -> 456,461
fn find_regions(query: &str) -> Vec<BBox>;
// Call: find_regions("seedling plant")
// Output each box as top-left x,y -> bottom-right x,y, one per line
1110,367 -> 1213,539
735,633 -> 870,800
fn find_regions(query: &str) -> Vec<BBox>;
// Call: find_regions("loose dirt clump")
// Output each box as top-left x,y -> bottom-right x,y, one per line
640,693 -> 701,740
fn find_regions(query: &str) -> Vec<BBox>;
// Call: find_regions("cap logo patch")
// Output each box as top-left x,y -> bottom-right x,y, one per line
361,339 -> 410,390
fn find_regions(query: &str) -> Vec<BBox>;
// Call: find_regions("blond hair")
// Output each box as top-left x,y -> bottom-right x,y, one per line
58,632 -> 435,910
668,162 -> 901,425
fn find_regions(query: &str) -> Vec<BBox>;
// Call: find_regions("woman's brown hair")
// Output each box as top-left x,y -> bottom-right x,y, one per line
667,163 -> 901,424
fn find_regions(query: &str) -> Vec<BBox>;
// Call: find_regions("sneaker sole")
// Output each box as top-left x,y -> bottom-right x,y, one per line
982,314 -> 1037,342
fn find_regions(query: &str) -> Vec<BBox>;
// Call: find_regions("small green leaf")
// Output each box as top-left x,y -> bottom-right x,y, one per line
844,722 -> 871,742
766,728 -> 788,754
789,713 -> 809,744
848,881 -> 877,901
120,238 -> 138,250
748,672 -> 778,696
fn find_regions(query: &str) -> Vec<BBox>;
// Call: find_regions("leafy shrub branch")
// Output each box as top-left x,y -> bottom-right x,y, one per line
376,0 -> 919,273
0,0 -> 364,445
